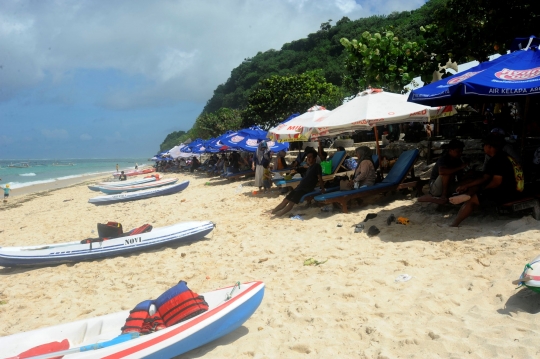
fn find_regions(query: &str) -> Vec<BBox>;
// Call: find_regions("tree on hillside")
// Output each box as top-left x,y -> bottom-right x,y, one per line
242,70 -> 343,130
191,108 -> 243,139
433,0 -> 540,63
341,26 -> 443,93
159,130 -> 187,151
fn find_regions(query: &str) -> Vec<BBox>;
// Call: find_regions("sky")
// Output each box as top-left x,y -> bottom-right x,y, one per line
0,0 -> 427,159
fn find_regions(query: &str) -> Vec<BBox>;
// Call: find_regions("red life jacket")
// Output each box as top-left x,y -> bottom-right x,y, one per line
141,313 -> 166,334
121,300 -> 153,334
155,281 -> 208,327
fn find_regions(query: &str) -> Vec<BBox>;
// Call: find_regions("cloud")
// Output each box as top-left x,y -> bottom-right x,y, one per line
80,133 -> 92,140
41,129 -> 69,140
0,0 -> 425,108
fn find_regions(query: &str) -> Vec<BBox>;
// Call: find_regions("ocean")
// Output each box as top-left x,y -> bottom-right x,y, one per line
0,158 -> 150,189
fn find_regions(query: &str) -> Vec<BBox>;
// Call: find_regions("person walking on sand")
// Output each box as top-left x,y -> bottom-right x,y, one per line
3,184 -> 11,202
116,164 -> 119,172
253,141 -> 270,192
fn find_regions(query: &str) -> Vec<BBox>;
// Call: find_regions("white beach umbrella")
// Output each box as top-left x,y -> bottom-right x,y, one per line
309,89 -> 455,140
268,105 -> 331,142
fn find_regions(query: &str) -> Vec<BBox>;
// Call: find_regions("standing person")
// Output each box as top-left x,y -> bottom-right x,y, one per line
118,171 -> 127,181
262,159 -> 273,192
270,150 -> 325,217
116,164 -> 119,172
135,163 -> 139,170
3,184 -> 10,202
253,141 -> 269,191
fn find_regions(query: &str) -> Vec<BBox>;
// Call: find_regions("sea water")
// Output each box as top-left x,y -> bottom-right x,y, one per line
0,158 -> 149,189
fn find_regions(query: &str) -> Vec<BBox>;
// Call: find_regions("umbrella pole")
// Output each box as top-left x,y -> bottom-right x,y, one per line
520,96 -> 530,156
373,126 -> 383,177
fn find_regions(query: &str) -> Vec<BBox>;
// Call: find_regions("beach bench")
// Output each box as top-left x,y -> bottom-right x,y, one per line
274,151 -> 348,189
313,149 -> 421,213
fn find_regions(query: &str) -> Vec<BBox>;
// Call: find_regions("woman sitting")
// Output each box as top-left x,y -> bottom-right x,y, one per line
351,146 -> 377,188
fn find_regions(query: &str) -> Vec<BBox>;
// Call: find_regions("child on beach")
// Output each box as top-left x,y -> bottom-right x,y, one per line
262,160 -> 273,192
3,184 -> 10,202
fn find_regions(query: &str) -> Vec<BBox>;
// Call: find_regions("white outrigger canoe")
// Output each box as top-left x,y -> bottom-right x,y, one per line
98,178 -> 178,194
0,281 -> 265,359
88,181 -> 189,205
0,220 -> 214,267
88,177 -> 158,191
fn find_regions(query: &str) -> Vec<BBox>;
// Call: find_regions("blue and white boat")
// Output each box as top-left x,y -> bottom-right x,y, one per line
97,178 -> 178,194
88,176 -> 158,191
0,220 -> 213,267
89,181 -> 189,205
0,281 -> 264,358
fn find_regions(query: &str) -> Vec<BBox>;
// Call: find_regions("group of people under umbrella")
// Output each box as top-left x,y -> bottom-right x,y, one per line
153,36 -> 540,226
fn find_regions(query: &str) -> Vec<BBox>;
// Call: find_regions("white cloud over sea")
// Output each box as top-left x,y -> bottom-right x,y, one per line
0,0 -> 426,158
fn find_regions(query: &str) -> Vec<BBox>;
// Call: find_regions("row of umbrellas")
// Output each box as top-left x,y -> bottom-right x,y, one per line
269,36 -> 540,142
154,127 -> 290,160
268,91 -> 456,142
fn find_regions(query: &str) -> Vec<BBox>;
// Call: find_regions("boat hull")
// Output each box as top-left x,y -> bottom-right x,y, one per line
0,220 -> 213,267
89,181 -> 189,205
88,177 -> 157,191
98,178 -> 178,194
0,281 -> 265,359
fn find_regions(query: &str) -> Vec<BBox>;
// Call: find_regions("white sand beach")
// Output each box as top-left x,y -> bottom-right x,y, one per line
1,170 -> 540,358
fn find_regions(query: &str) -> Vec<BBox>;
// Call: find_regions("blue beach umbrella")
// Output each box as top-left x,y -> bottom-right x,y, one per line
220,127 -> 289,152
408,42 -> 540,106
181,138 -> 204,153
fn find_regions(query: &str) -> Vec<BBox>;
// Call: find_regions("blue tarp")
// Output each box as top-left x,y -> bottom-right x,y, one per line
408,45 -> 540,106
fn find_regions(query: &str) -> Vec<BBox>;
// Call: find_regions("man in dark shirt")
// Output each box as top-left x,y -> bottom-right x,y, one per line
271,150 -> 325,217
118,171 -> 127,181
418,139 -> 468,204
450,134 -> 523,227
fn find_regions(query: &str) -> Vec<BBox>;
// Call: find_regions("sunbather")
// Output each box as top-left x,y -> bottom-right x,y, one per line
271,150 -> 325,217
418,139 -> 469,204
450,134 -> 524,227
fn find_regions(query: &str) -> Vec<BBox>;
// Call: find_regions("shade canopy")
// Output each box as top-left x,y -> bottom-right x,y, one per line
303,89 -> 455,140
268,107 -> 331,142
408,45 -> 540,106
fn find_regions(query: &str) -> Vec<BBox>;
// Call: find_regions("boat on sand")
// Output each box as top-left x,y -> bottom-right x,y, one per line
0,219 -> 213,267
88,181 -> 189,205
0,281 -> 265,358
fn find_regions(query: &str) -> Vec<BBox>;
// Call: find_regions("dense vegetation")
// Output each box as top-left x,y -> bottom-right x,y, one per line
159,0 -> 540,151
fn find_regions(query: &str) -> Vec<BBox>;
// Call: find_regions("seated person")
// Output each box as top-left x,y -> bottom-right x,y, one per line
352,146 -> 376,188
273,150 -> 288,171
450,134 -> 524,227
118,171 -> 127,181
271,150 -> 325,217
481,128 -> 521,170
418,139 -> 468,204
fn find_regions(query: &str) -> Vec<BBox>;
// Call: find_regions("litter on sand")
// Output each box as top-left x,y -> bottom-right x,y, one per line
303,258 -> 328,266
397,217 -> 410,225
367,225 -> 380,237
387,214 -> 396,225
395,274 -> 412,282
290,215 -> 304,221
363,213 -> 377,222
